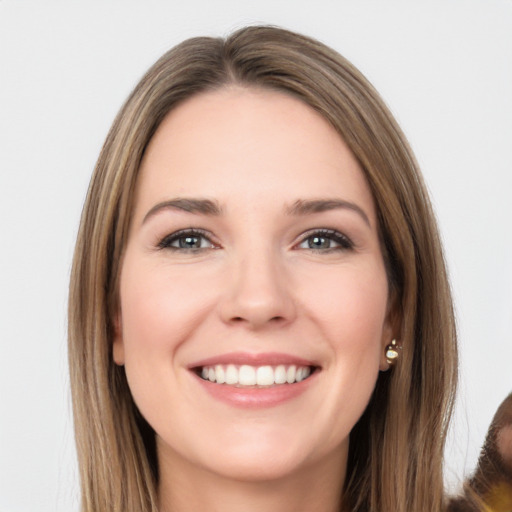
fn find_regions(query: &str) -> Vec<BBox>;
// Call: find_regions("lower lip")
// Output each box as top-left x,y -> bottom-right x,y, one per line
192,372 -> 318,409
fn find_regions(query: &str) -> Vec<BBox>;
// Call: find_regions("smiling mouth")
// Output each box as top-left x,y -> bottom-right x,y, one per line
193,364 -> 318,388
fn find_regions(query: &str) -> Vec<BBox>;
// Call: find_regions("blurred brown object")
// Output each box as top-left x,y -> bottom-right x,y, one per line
448,393 -> 512,511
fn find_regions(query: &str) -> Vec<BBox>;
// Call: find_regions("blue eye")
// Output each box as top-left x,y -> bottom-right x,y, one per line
298,230 -> 353,251
158,230 -> 214,251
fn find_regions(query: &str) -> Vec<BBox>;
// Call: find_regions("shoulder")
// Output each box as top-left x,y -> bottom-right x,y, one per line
447,393 -> 512,512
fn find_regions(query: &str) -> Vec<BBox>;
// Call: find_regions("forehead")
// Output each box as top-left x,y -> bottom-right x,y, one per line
135,87 -> 376,222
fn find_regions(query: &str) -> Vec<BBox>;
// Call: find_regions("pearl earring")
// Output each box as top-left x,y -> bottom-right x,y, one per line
385,339 -> 400,365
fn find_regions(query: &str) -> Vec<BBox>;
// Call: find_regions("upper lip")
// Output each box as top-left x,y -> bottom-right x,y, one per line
188,352 -> 320,369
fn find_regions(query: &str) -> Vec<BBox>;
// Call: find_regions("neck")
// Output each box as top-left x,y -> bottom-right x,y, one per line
157,445 -> 347,512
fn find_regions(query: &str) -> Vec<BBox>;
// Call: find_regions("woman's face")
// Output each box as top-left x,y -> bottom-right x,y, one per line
114,87 -> 393,483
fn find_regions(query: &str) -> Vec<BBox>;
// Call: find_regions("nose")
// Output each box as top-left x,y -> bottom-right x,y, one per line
218,248 -> 297,330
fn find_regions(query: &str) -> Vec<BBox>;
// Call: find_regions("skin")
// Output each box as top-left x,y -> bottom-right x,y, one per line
113,87 -> 395,512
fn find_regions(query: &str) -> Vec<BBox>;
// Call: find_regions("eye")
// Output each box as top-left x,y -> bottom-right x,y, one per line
297,229 -> 353,251
158,229 -> 216,251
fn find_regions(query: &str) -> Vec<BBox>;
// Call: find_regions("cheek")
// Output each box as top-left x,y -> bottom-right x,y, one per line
300,261 -> 388,413
299,261 -> 389,352
119,261 -> 217,357
286,263 -> 389,454
116,260 -> 216,428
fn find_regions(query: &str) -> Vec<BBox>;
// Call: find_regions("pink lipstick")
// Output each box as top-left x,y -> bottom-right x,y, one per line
188,352 -> 320,409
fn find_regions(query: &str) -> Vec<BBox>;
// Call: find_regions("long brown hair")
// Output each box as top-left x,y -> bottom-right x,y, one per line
68,25 -> 457,511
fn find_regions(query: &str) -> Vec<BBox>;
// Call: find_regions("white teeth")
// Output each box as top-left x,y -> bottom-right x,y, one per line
198,363 -> 314,386
239,365 -> 256,386
296,367 -> 311,382
225,364 -> 238,385
274,365 -> 287,384
215,364 -> 225,384
286,365 -> 296,384
256,366 -> 274,386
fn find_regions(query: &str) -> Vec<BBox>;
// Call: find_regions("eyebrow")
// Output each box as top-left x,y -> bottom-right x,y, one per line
142,197 -> 371,227
142,198 -> 223,224
286,199 -> 371,226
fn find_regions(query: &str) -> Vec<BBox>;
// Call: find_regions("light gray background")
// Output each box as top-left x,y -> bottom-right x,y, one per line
1,1 -> 511,511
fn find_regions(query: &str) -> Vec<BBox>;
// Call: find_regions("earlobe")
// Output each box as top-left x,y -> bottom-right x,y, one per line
112,312 -> 125,366
379,324 -> 394,371
379,297 -> 402,371
379,341 -> 393,371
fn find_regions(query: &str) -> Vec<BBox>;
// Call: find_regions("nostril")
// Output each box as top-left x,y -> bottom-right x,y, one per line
229,315 -> 287,326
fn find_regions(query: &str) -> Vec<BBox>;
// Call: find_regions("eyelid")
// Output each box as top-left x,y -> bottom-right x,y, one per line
157,228 -> 219,250
294,228 -> 354,251
155,227 -> 353,252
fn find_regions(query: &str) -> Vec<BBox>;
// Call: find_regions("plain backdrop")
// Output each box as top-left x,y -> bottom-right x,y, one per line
1,1 -> 511,511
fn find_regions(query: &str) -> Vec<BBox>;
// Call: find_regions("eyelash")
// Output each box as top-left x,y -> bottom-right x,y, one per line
296,229 -> 354,252
157,229 -> 216,251
156,228 -> 354,252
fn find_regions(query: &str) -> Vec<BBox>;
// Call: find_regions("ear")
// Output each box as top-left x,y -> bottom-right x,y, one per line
379,292 -> 402,371
112,311 -> 125,366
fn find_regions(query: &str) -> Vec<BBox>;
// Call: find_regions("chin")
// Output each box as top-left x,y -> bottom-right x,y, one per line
194,425 -> 344,483
201,448 -> 310,483
157,423 -> 318,483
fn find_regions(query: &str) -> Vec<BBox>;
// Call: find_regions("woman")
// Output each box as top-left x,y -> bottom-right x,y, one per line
68,26 -> 458,511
